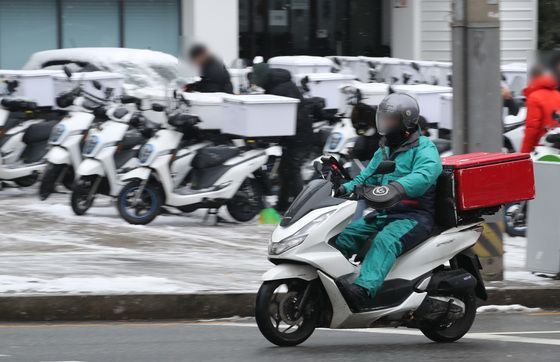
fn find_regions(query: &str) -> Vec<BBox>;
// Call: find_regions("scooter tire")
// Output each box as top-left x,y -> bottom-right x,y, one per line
70,178 -> 96,216
39,163 -> 66,200
420,292 -> 477,343
504,203 -> 527,237
255,280 -> 318,347
226,179 -> 263,223
117,180 -> 162,225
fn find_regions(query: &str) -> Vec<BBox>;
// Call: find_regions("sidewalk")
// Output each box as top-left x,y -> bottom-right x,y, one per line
0,188 -> 558,320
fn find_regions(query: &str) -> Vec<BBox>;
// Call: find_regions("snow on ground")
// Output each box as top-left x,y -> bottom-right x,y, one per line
477,304 -> 542,314
0,187 -> 558,295
0,188 -> 274,295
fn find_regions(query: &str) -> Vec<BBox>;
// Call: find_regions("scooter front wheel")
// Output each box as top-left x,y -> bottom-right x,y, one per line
39,163 -> 65,200
70,176 -> 97,216
117,180 -> 162,225
255,279 -> 319,347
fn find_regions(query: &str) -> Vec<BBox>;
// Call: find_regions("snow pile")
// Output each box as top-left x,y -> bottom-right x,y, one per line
477,304 -> 542,314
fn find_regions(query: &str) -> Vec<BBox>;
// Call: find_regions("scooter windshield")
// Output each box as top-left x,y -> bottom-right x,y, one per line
280,179 -> 345,227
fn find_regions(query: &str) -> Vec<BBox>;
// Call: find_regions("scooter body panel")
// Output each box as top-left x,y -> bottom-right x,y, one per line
262,264 -> 318,282
121,166 -> 152,182
45,145 -> 72,165
164,149 -> 268,207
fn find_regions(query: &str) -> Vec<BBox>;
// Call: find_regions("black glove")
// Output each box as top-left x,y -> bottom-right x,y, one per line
354,182 -> 406,209
333,185 -> 346,198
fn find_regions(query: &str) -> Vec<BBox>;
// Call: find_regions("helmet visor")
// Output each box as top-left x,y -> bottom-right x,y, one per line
376,111 -> 401,136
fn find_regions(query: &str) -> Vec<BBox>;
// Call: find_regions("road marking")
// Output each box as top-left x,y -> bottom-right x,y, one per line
1,321 -> 560,346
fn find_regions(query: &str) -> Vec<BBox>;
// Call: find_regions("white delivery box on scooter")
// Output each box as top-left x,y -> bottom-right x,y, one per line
439,93 -> 453,130
222,94 -> 299,137
182,92 -> 228,130
53,71 -> 124,106
327,56 -> 369,82
0,69 -> 63,107
338,82 -> 389,117
269,56 -> 334,76
294,73 -> 355,110
393,84 -> 452,126
501,62 -> 527,98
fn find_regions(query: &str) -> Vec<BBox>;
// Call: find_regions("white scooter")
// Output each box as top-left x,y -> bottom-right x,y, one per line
117,111 -> 280,225
256,157 -> 490,347
38,77 -> 110,200
0,98 -> 61,187
70,102 -> 159,215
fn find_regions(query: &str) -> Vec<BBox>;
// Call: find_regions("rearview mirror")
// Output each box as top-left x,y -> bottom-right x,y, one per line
300,76 -> 310,92
313,160 -> 325,179
411,62 -> 420,72
332,57 -> 341,66
63,65 -> 72,79
152,103 -> 165,112
373,160 -> 396,175
92,80 -> 102,90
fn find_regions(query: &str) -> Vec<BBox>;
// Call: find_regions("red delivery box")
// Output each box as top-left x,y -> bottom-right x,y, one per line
441,152 -> 535,211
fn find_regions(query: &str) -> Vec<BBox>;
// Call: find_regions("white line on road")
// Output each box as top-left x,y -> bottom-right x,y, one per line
196,323 -> 560,346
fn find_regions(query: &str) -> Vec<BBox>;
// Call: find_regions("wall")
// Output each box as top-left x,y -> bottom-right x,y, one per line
415,0 -> 537,63
181,0 -> 239,66
391,0 -> 421,59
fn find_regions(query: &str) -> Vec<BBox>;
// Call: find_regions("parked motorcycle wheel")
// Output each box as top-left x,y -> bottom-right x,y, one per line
255,279 -> 319,347
117,180 -> 162,225
504,202 -> 527,237
70,176 -> 97,216
226,178 -> 263,222
420,292 -> 477,343
39,163 -> 74,200
14,174 -> 39,187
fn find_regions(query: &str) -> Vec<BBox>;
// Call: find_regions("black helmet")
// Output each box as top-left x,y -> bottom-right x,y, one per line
376,93 -> 420,136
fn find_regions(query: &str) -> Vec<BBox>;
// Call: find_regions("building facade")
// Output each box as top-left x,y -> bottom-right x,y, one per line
0,0 -> 538,69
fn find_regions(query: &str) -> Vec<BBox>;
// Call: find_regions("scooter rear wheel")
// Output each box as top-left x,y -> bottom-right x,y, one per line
226,178 -> 263,223
255,279 -> 319,347
420,292 -> 477,343
117,180 -> 162,225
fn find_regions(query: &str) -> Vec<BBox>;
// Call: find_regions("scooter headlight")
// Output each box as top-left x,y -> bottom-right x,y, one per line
269,210 -> 335,255
326,132 -> 342,151
83,135 -> 99,156
49,123 -> 66,144
138,143 -> 154,165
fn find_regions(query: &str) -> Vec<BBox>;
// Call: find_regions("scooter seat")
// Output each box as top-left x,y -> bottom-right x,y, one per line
120,131 -> 145,150
22,120 -> 58,145
192,146 -> 240,169
433,138 -> 451,154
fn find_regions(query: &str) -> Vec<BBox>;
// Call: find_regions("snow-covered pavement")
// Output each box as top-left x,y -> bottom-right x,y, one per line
0,186 -> 557,295
0,188 -> 274,294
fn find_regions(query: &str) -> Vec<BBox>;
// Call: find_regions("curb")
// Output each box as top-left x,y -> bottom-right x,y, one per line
0,288 -> 559,322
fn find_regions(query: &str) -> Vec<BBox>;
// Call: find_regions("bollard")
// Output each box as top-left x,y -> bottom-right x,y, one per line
471,222 -> 504,281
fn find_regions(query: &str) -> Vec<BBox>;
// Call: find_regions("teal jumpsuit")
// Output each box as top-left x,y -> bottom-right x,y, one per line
336,135 -> 442,296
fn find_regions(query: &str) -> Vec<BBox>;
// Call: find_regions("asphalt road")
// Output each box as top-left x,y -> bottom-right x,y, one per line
0,313 -> 560,362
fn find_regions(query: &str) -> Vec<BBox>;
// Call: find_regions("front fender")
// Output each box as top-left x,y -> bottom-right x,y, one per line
45,146 -> 71,165
76,158 -> 105,177
262,263 -> 318,282
121,167 -> 152,183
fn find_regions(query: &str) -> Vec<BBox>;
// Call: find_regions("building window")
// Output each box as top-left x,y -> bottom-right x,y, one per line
0,0 -> 58,68
62,0 -> 120,48
0,0 -> 180,68
123,0 -> 180,55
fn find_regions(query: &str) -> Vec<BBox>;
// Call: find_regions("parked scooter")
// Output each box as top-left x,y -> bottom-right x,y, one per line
0,98 -> 62,187
39,68 -> 112,200
256,157 -> 489,346
70,99 -> 160,215
117,109 -> 281,225
504,111 -> 560,237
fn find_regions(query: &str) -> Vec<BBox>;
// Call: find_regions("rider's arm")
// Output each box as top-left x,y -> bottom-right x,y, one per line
393,141 -> 442,198
341,151 -> 381,193
521,96 -> 544,154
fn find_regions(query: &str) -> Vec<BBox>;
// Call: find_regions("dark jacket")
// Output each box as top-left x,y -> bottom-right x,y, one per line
191,56 -> 233,94
261,69 -> 313,141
